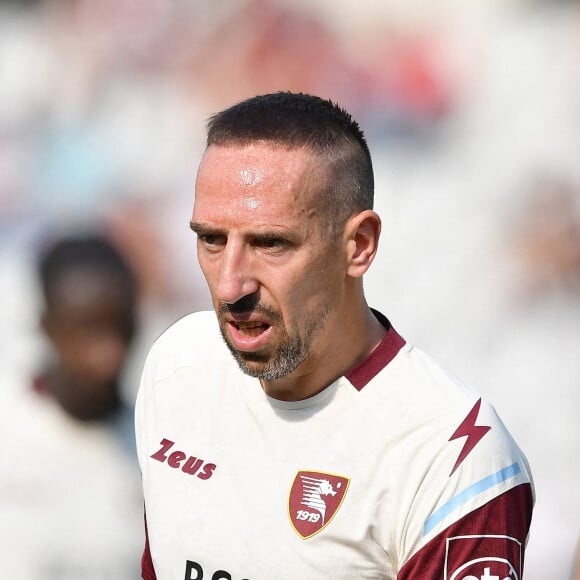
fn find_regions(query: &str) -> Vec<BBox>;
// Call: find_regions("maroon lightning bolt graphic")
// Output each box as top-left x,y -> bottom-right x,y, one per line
448,398 -> 491,476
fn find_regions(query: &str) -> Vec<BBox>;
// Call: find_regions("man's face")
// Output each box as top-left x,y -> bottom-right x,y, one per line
192,143 -> 347,382
42,270 -> 135,418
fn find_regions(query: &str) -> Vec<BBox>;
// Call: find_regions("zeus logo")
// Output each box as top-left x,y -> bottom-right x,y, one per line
449,399 -> 491,476
151,438 -> 216,480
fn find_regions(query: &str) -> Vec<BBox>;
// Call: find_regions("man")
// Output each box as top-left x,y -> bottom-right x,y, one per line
136,92 -> 534,579
37,233 -> 138,423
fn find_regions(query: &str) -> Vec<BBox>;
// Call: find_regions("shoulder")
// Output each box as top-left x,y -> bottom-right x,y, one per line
365,345 -> 535,572
140,311 -> 234,389
140,310 -> 227,383
364,343 -> 486,429
363,340 -> 534,505
154,310 -> 220,349
378,343 -> 530,470
135,310 -> 234,454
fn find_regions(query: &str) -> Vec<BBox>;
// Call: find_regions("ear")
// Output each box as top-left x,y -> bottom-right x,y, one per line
344,210 -> 381,278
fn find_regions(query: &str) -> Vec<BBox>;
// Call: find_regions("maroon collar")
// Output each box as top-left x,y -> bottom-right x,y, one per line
345,310 -> 405,391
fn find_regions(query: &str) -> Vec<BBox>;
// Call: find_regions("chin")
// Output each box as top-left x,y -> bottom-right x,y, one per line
231,350 -> 268,375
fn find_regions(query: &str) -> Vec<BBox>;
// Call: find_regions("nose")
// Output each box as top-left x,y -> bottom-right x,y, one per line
215,239 -> 259,305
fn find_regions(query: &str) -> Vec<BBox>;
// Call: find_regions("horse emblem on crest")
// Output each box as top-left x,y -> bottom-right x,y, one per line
288,470 -> 350,539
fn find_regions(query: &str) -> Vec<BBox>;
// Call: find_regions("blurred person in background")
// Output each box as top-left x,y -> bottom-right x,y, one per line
36,234 -> 138,422
510,176 -> 580,300
0,233 -> 143,580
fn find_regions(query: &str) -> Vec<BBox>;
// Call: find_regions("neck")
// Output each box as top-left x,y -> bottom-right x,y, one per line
261,304 -> 386,402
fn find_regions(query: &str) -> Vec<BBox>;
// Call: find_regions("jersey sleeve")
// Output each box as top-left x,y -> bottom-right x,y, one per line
397,483 -> 533,579
141,512 -> 157,580
396,397 -> 534,580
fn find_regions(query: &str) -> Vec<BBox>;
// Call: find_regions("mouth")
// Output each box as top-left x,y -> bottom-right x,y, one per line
233,320 -> 270,336
226,318 -> 273,351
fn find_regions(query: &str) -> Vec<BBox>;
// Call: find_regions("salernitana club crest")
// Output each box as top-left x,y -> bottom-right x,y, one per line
288,470 -> 349,539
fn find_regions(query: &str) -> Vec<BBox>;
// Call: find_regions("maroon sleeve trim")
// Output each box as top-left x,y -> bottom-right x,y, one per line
142,511 -> 157,580
398,483 -> 533,580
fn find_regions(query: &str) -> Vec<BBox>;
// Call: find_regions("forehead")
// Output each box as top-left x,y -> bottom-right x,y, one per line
48,269 -> 131,317
193,143 -> 326,225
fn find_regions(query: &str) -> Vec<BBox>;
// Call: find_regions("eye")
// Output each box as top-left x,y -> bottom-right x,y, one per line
254,236 -> 290,252
257,237 -> 284,248
198,233 -> 226,248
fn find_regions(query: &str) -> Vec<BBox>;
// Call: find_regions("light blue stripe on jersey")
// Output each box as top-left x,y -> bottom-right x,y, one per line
423,462 -> 521,535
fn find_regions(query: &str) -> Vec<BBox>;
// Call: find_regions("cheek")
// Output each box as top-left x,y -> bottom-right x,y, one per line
306,251 -> 344,292
57,330 -> 128,380
197,256 -> 218,294
278,267 -> 339,321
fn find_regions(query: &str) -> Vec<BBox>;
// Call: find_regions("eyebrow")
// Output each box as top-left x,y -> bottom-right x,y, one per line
189,220 -> 298,244
189,221 -> 212,234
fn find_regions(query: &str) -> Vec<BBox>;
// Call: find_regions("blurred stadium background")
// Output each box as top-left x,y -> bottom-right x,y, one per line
0,0 -> 579,578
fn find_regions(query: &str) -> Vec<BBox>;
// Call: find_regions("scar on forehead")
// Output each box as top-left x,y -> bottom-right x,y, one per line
239,168 -> 263,187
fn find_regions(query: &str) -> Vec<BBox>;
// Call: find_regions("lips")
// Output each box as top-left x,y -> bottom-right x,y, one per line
227,319 -> 272,352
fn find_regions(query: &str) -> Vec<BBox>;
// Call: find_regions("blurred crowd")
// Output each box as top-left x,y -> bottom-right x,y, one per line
0,0 -> 579,578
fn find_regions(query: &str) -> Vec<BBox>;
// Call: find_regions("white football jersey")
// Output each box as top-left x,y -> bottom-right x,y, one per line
136,310 -> 534,580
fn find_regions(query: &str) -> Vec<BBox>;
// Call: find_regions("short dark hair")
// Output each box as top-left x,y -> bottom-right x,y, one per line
38,233 -> 138,310
206,92 -> 374,235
